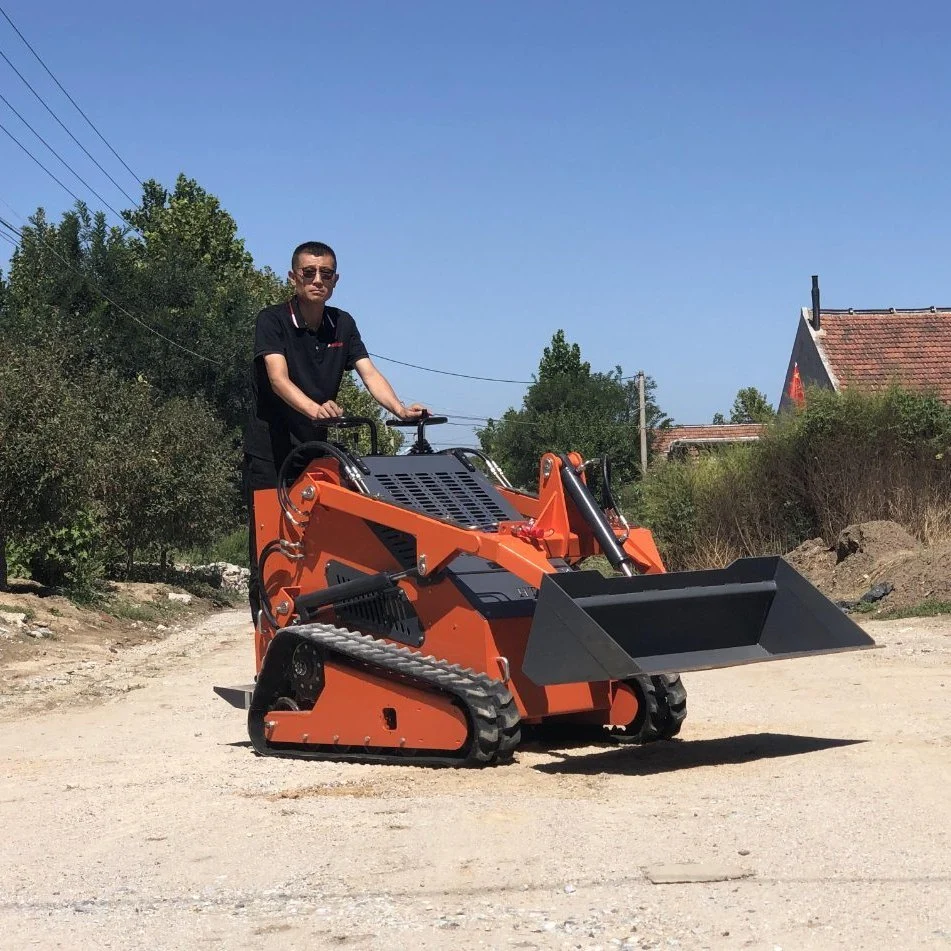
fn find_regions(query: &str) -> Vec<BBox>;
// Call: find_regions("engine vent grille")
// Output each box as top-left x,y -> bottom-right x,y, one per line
369,523 -> 417,570
373,471 -> 510,526
326,561 -> 423,647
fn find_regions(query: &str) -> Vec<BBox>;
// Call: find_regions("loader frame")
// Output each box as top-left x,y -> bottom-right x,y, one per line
217,417 -> 875,765
251,447 -> 650,725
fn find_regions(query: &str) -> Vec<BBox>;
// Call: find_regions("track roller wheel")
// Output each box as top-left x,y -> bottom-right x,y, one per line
620,674 -> 687,743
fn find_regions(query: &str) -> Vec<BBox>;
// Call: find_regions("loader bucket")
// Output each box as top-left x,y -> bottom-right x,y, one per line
522,556 -> 876,685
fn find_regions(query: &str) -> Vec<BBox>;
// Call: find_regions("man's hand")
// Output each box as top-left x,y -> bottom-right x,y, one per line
312,400 -> 344,420
399,403 -> 428,420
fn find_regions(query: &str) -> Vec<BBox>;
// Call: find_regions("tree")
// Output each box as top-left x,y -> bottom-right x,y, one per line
0,339 -> 98,589
122,176 -> 285,432
94,379 -> 237,572
476,331 -> 671,490
2,178 -> 285,435
0,174 -> 405,593
713,387 -> 775,424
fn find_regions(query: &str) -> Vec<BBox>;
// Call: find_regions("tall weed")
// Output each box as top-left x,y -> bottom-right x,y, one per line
645,387 -> 951,570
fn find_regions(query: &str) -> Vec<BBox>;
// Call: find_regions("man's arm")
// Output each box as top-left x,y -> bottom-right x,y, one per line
263,353 -> 343,419
354,357 -> 426,419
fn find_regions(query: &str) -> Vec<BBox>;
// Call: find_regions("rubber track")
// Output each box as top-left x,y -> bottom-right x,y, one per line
249,623 -> 521,767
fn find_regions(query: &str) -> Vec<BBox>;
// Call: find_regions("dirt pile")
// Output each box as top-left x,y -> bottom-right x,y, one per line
785,520 -> 951,615
0,579 -> 230,711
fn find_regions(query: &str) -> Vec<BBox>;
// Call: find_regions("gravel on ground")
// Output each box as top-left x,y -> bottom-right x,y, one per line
1,610 -> 949,950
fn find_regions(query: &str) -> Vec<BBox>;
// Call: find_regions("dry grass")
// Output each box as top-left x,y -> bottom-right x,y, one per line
644,388 -> 951,570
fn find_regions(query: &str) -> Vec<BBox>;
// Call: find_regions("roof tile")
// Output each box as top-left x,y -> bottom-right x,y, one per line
816,310 -> 951,400
653,424 -> 767,456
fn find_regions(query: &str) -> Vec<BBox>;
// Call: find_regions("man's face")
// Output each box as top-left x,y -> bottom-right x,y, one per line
290,253 -> 338,306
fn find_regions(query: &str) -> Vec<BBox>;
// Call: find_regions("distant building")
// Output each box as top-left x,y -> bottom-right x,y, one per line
779,276 -> 951,411
653,423 -> 767,460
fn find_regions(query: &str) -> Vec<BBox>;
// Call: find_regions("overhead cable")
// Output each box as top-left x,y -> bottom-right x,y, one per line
0,192 -> 23,220
371,351 -> 643,385
0,92 -> 125,220
0,118 -> 84,204
369,352 -> 532,384
0,4 -> 141,186
443,414 -> 540,430
0,214 -> 222,365
0,46 -> 138,205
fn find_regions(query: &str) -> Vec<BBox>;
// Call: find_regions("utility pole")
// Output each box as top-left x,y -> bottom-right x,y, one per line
638,371 -> 648,478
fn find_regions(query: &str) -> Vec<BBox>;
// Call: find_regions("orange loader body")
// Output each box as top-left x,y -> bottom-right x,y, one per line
216,418 -> 874,767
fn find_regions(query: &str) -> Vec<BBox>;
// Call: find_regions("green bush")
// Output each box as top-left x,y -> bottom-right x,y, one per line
24,509 -> 108,595
174,525 -> 248,567
0,339 -> 100,589
644,386 -> 951,570
95,379 -> 238,572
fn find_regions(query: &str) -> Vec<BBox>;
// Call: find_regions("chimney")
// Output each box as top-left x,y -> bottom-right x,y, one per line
811,275 -> 821,330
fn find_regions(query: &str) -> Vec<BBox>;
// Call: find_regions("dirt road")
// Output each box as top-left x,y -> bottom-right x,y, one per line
1,611 -> 949,950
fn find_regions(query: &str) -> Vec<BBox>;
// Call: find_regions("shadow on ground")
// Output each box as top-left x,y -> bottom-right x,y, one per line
532,732 -> 864,776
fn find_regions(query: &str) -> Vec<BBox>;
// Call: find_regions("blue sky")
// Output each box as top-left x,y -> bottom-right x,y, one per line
3,1 -> 951,446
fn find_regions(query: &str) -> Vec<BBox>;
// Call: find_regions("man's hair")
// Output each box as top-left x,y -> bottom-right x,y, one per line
292,241 -> 337,271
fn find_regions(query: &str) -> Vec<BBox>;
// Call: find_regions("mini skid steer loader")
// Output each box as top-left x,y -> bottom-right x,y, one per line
216,414 -> 875,766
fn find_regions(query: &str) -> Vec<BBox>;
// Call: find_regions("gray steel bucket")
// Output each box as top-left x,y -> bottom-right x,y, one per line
522,557 -> 876,685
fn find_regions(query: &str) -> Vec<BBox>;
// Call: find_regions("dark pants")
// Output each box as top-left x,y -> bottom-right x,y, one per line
243,453 -> 279,623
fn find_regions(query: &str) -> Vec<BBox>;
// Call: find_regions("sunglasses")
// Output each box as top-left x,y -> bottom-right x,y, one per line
298,266 -> 336,283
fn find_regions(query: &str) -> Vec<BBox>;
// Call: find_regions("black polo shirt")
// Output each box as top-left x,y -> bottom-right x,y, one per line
243,299 -> 369,462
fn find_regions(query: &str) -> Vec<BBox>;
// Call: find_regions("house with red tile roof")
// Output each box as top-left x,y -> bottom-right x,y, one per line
779,276 -> 951,411
653,423 -> 767,459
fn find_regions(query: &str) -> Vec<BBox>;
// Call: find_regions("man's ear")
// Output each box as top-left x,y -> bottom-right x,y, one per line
287,269 -> 296,284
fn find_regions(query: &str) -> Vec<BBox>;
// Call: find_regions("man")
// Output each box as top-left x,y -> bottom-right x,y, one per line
243,240 -> 426,622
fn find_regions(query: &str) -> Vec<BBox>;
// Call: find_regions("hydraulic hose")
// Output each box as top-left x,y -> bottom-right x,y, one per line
262,440 -> 371,629
257,539 -> 301,630
600,456 -> 631,541
276,440 -> 370,523
558,454 -> 635,577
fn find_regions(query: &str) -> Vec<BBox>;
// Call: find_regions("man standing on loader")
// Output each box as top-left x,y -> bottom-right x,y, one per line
242,240 -> 427,622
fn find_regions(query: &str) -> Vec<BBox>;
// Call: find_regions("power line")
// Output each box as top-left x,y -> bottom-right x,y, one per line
0,4 -> 141,186
0,92 -> 125,220
442,414 -> 540,430
371,351 -> 644,385
0,214 -> 221,365
442,409 -> 611,430
369,352 -> 533,384
0,45 -> 138,206
0,118 -> 83,204
439,410 -> 645,432
0,193 -> 22,220
442,411 -> 493,421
